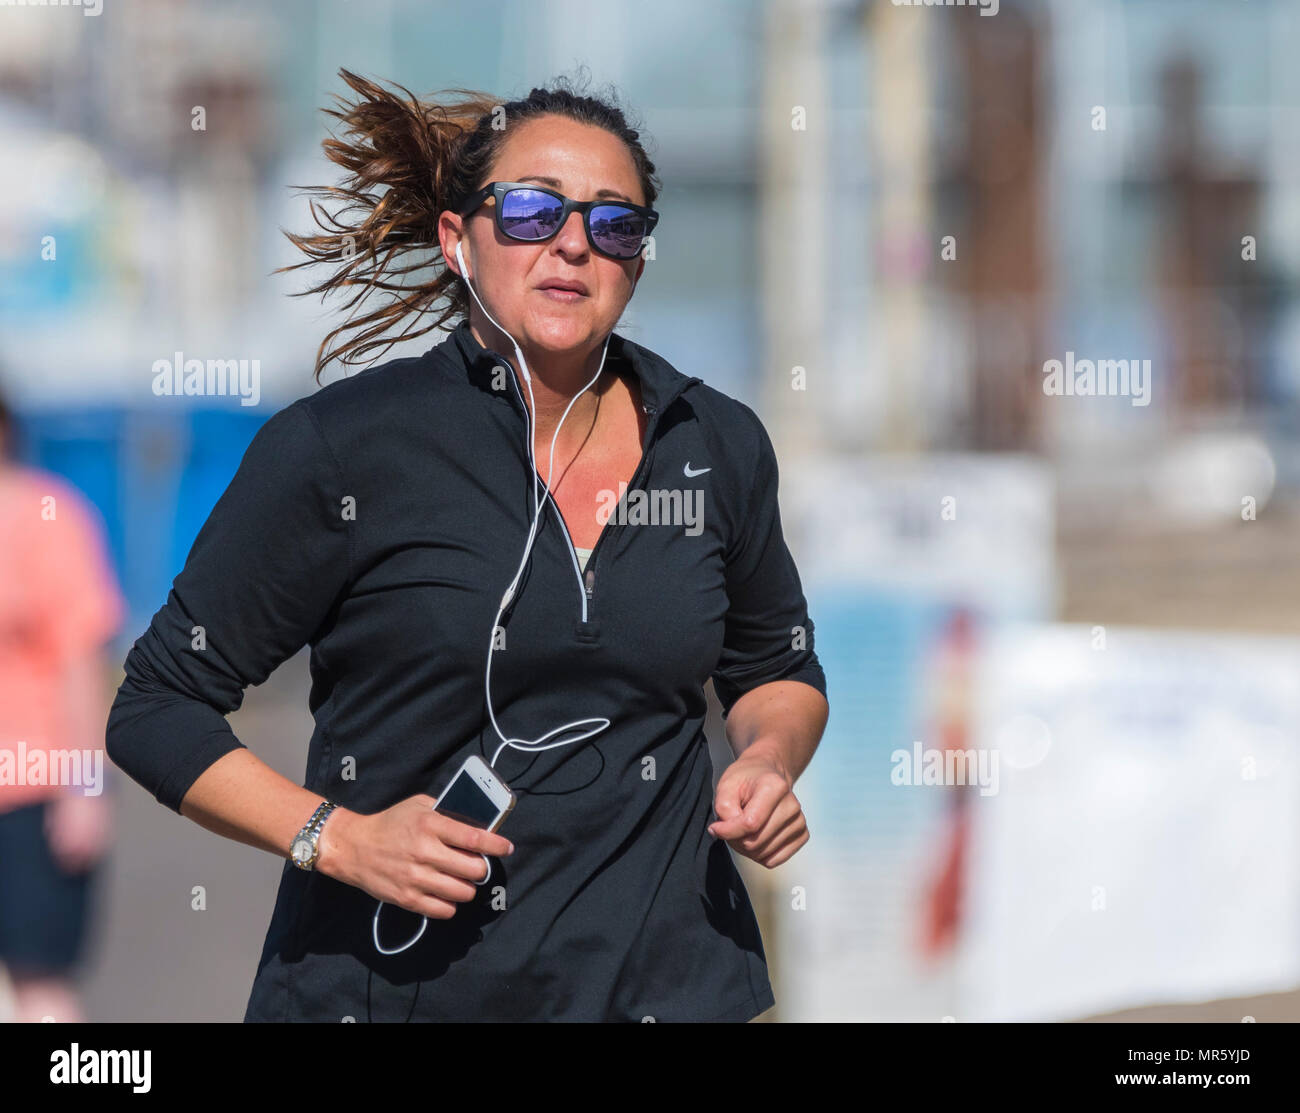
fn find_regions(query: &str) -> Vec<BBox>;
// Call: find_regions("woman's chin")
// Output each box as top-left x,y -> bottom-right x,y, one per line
523,308 -> 598,351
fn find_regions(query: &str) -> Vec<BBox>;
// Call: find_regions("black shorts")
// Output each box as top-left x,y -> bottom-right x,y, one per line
0,800 -> 99,978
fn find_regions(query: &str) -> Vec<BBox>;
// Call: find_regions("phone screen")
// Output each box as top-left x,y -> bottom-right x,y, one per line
435,769 -> 502,829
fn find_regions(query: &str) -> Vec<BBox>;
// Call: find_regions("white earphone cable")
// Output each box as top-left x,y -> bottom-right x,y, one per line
372,240 -> 611,956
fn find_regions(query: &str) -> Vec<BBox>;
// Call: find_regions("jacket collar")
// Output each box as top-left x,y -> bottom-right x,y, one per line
446,316 -> 698,417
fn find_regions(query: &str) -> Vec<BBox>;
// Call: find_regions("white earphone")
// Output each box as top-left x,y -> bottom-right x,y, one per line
371,237 -> 614,956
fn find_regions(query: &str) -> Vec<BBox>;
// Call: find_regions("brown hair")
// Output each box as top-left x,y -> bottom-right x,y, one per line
278,67 -> 661,383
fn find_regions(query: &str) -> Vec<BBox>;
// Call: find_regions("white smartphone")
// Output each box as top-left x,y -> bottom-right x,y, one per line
434,754 -> 516,832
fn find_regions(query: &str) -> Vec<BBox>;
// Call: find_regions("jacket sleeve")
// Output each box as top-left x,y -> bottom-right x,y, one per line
106,399 -> 353,813
709,406 -> 827,719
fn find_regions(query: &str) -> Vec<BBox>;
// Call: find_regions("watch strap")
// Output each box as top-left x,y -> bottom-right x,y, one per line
291,800 -> 336,870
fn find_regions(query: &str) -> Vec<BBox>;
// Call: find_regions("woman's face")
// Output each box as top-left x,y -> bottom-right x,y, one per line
444,114 -> 648,359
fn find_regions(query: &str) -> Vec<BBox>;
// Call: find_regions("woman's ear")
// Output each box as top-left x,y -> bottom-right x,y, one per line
439,213 -> 469,279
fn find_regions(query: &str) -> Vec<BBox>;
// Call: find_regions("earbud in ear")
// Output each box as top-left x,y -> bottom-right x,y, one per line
455,240 -> 471,282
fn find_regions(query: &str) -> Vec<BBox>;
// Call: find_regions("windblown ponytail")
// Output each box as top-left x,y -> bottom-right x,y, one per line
278,67 -> 660,382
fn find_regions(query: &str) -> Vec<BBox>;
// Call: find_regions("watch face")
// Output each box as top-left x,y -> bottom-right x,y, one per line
291,837 -> 313,865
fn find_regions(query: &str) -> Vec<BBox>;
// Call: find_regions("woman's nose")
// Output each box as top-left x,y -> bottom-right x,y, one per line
552,209 -> 589,256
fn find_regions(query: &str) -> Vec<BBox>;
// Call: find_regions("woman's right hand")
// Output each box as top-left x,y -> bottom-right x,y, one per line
316,795 -> 514,920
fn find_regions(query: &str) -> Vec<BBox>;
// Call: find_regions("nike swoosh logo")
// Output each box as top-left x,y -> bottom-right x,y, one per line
683,462 -> 712,478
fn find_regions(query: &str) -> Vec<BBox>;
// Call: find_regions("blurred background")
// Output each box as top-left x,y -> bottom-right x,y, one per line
2,0 -> 1299,1022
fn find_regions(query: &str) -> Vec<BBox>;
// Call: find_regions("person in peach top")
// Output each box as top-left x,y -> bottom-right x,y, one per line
0,389 -> 125,1022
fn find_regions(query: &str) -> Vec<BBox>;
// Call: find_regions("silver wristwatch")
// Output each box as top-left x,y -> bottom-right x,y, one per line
289,801 -> 337,871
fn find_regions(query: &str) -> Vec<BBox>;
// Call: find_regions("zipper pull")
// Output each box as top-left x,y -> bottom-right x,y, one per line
584,567 -> 595,600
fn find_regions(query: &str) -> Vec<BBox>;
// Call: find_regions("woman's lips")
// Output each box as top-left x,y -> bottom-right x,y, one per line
539,287 -> 586,302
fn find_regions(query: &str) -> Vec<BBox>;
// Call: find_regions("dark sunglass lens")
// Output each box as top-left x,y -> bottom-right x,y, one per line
589,204 -> 648,258
500,188 -> 563,240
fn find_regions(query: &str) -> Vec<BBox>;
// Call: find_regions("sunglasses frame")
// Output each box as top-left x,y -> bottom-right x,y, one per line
458,181 -> 659,261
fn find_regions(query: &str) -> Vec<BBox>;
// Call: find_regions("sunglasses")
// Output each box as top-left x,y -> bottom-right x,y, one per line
458,181 -> 658,261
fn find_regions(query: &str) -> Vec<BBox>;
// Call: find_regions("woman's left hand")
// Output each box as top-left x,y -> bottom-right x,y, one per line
708,750 -> 809,868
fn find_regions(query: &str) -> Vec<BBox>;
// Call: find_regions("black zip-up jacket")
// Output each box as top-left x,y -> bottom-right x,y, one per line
106,318 -> 827,1021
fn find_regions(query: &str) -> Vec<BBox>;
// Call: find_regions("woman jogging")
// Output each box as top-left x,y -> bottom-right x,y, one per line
106,71 -> 829,1022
